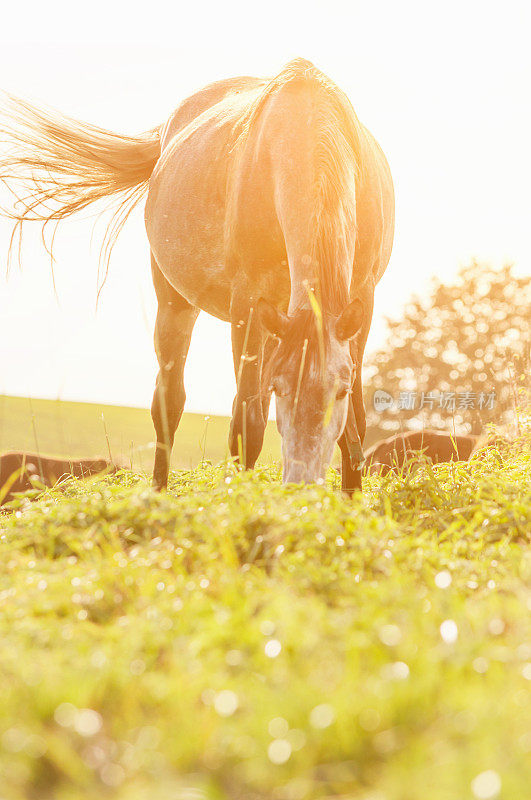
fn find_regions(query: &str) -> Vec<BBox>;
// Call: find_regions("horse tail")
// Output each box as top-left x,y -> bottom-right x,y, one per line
0,93 -> 161,275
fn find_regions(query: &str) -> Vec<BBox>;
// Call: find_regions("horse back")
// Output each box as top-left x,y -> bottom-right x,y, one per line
160,76 -> 266,150
147,60 -> 394,320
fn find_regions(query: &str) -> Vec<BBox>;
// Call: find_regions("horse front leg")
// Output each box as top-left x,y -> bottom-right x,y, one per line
338,391 -> 364,495
151,259 -> 199,490
338,290 -> 373,495
229,307 -> 267,469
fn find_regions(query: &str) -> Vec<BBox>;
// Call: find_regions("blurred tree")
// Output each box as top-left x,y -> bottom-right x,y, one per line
365,261 -> 530,436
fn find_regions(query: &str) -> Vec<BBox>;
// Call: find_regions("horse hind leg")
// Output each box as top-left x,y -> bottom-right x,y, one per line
260,335 -> 276,424
229,307 -> 267,469
151,258 -> 199,490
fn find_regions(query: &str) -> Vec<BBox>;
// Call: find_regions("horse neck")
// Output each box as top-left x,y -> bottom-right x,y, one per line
241,71 -> 359,318
271,111 -> 357,318
287,214 -> 356,318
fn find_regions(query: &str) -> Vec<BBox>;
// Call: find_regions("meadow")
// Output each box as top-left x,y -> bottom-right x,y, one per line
1,419 -> 530,799
0,394 -> 282,472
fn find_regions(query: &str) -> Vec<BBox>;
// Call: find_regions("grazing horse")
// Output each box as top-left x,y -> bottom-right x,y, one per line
0,452 -> 116,505
364,430 -> 478,475
0,58 -> 394,490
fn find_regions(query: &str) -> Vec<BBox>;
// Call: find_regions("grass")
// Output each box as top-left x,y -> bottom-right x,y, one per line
0,431 -> 530,799
0,394 -> 281,471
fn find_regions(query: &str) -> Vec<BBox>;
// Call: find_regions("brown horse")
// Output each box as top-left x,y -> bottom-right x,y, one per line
0,452 -> 116,505
364,430 -> 478,475
0,58 -> 394,490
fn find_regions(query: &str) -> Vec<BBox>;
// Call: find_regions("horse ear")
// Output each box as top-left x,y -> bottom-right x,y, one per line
336,298 -> 364,340
257,298 -> 288,338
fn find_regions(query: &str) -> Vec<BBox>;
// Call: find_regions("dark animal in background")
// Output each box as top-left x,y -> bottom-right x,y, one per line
364,430 -> 478,475
470,432 -> 512,457
0,452 -> 116,505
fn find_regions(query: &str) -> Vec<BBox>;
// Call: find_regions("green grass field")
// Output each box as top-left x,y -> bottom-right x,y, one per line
0,394 -> 281,472
1,426 -> 530,799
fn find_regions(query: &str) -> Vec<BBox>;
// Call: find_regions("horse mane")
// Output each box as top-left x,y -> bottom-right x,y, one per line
263,308 -> 330,390
234,58 -> 363,315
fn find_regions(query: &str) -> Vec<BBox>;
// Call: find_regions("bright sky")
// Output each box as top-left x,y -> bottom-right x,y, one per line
1,0 -> 530,414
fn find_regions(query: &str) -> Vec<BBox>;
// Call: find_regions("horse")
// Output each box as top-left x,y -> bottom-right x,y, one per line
0,58 -> 394,491
0,451 -> 116,505
364,429 -> 478,475
470,431 -> 512,458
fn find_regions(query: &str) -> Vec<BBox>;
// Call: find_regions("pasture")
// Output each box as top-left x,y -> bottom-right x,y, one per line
1,427 -> 530,799
0,394 -> 282,472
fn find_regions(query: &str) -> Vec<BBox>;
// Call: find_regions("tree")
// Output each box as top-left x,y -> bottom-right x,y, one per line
365,261 -> 530,436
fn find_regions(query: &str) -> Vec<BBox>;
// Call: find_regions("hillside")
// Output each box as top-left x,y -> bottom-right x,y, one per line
0,394 -> 281,472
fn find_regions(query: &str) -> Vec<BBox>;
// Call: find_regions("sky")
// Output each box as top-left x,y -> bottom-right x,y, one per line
1,0 -> 530,415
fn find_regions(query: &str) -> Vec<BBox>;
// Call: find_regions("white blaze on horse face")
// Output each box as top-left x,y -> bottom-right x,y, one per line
275,344 -> 353,484
277,390 -> 350,484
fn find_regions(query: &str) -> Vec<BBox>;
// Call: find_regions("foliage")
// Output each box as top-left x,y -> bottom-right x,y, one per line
0,430 -> 530,800
366,261 -> 530,434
